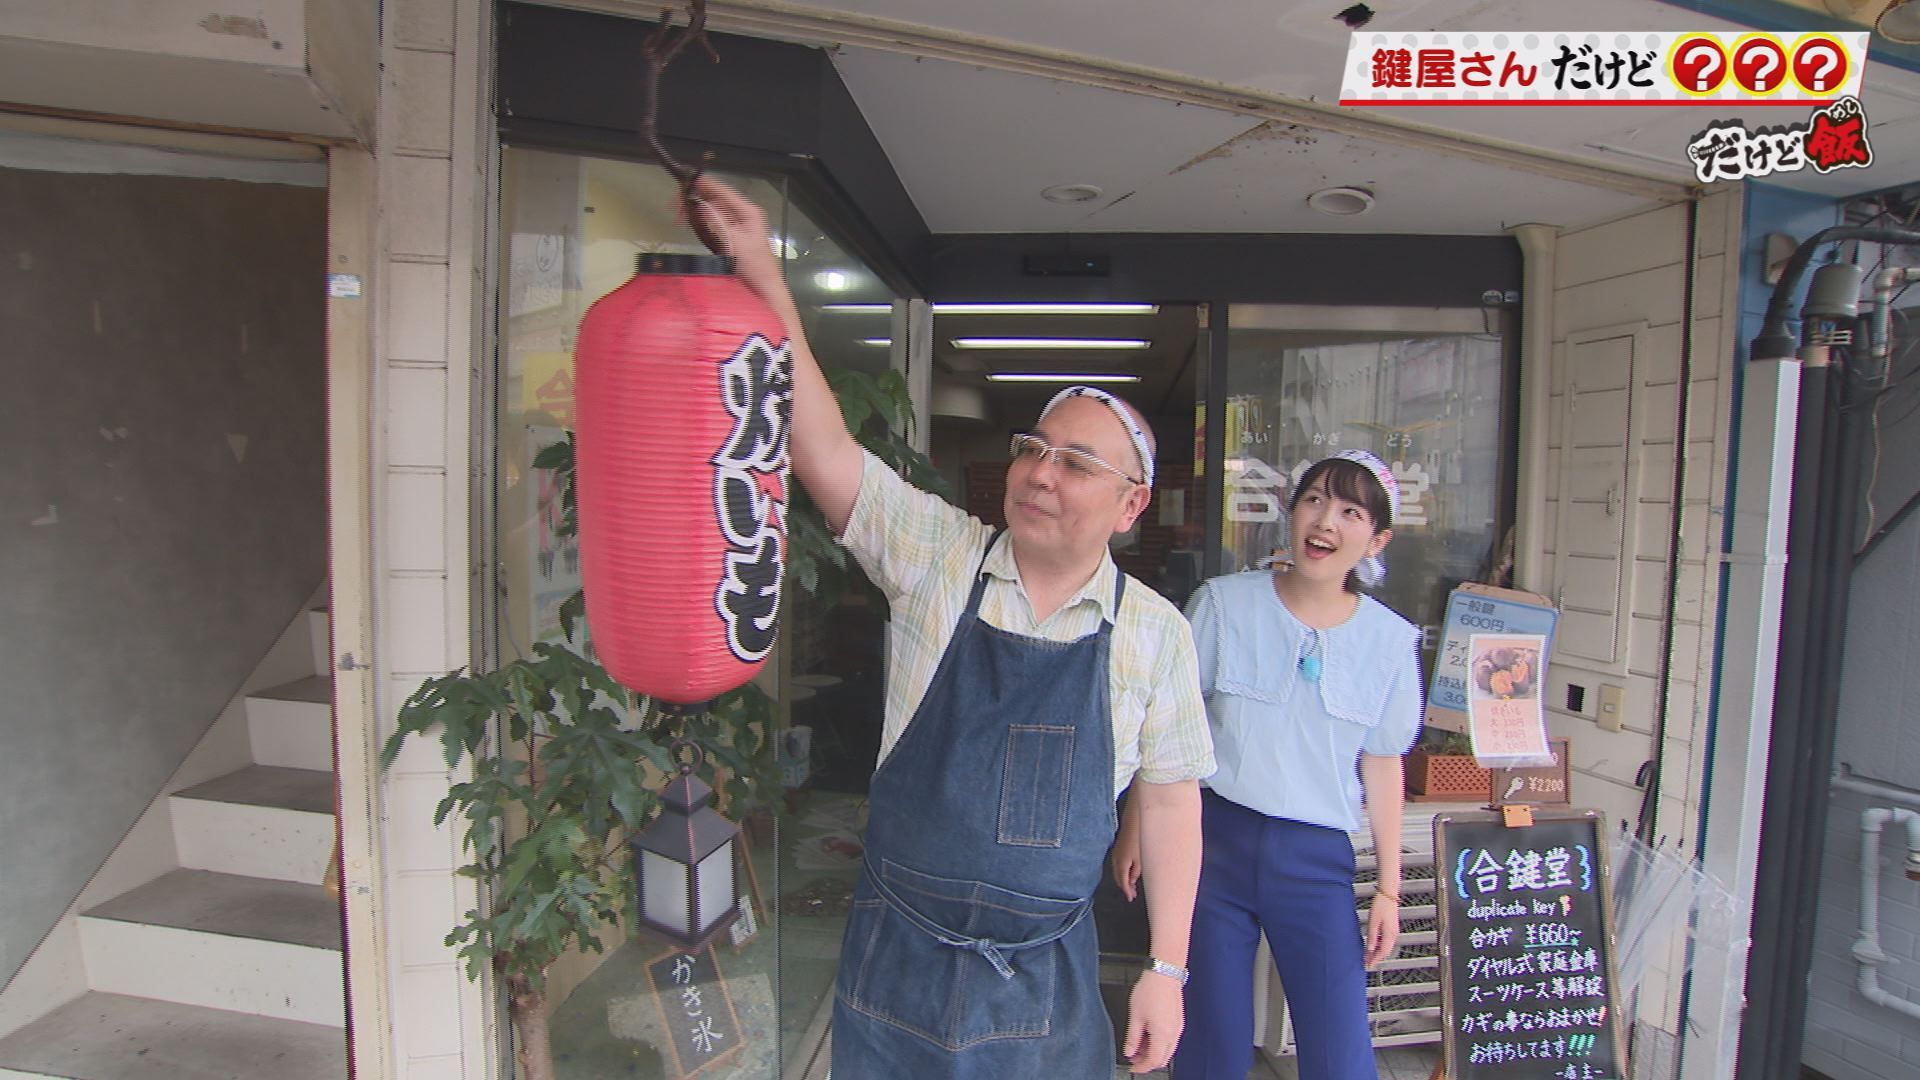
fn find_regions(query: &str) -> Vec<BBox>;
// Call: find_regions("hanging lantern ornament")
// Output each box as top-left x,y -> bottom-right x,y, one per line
572,0 -> 792,705
631,741 -> 742,950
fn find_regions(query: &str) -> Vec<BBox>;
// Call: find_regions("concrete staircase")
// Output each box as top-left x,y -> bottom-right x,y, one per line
0,609 -> 347,1079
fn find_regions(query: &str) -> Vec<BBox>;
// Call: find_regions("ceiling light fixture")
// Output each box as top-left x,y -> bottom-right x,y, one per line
932,303 -> 1159,315
1041,183 -> 1104,204
860,338 -> 892,347
1878,0 -> 1920,43
819,303 -> 892,314
1307,186 -> 1377,217
986,373 -> 1142,384
813,270 -> 852,292
952,337 -> 1152,350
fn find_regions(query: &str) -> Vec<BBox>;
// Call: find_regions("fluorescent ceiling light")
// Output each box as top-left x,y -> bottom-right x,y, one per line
814,270 -> 852,292
986,373 -> 1141,384
826,303 -> 1160,316
952,337 -> 1152,350
932,303 -> 1159,316
860,338 -> 892,347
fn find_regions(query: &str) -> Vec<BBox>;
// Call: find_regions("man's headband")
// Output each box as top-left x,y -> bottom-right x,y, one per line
1037,386 -> 1156,488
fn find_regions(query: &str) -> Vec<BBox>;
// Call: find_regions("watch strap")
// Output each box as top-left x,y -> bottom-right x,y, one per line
1147,957 -> 1189,986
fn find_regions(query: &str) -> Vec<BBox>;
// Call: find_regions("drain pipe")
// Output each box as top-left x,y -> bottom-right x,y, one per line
1510,223 -> 1555,594
1854,807 -> 1920,1020
1871,266 -> 1920,380
1836,764 -> 1920,811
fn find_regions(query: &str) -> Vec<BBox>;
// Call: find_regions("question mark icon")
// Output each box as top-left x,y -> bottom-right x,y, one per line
1678,39 -> 1725,92
1808,48 -> 1835,91
1734,37 -> 1786,94
1794,37 -> 1846,95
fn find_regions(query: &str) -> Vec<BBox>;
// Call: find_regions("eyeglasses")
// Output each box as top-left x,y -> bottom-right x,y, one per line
1008,432 -> 1144,485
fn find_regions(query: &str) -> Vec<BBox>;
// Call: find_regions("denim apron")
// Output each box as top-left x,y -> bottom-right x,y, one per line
832,531 -> 1121,1080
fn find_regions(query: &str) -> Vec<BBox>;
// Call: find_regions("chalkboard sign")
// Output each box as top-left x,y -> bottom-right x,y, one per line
1433,810 -> 1627,1080
643,945 -> 744,1078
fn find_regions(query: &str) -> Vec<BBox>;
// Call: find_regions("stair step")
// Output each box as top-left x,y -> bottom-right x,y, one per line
79,871 -> 342,1027
172,766 -> 335,884
246,677 -> 332,773
305,608 -> 330,680
0,992 -> 345,1080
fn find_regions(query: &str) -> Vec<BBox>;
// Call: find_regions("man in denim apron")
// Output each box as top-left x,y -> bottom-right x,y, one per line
692,182 -> 1214,1078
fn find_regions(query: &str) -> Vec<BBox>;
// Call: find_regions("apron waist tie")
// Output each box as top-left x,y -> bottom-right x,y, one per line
865,859 -> 1093,981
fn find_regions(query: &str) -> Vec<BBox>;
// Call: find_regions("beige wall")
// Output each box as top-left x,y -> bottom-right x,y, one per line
363,0 -> 499,1075
1534,189 -> 1743,1036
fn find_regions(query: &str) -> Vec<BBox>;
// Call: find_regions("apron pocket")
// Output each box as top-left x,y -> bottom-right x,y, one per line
838,865 -> 1076,1050
997,724 -> 1075,848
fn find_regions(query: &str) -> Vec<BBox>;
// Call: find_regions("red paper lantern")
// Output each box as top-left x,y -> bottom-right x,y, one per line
573,253 -> 792,704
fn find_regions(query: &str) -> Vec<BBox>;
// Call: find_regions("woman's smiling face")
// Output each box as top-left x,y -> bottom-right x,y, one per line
1287,474 -> 1390,588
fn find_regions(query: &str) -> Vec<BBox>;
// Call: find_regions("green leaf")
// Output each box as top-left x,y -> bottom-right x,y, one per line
558,590 -> 587,644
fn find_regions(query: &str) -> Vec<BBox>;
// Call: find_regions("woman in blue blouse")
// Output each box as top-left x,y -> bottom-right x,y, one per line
1115,449 -> 1423,1080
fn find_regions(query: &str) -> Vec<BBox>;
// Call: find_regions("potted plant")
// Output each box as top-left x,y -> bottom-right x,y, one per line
381,364 -> 943,1080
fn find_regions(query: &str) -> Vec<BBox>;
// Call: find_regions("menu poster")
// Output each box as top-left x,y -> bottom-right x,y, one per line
1466,633 -> 1553,768
1433,810 -> 1627,1080
1428,584 -> 1559,733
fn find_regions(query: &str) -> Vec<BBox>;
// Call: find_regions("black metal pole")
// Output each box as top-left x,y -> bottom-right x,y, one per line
1735,227 -> 1920,1080
1201,302 -> 1229,579
1772,357 -> 1870,1076
1738,358 -> 1830,1080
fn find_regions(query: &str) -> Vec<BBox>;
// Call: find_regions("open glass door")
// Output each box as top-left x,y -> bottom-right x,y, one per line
1211,303 -> 1516,651
1207,302 -> 1516,1060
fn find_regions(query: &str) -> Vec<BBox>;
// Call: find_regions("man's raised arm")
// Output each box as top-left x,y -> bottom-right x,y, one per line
692,179 -> 865,533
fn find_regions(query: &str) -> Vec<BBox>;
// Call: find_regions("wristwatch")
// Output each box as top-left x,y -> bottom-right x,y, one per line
1146,958 -> 1190,987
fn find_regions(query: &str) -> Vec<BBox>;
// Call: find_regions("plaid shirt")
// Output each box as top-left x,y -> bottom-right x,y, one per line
838,452 -> 1214,796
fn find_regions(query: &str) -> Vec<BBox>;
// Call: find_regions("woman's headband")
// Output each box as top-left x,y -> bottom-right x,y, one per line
1329,448 -> 1400,526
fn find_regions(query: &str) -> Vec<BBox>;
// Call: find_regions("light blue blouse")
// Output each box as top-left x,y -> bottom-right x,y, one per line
1185,571 -> 1424,833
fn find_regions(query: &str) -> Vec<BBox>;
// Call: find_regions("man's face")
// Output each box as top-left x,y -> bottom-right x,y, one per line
1002,397 -> 1151,564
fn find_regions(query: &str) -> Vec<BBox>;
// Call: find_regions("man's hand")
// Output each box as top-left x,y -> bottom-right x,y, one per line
686,178 -> 797,325
1364,893 -> 1401,968
683,176 -> 864,531
1121,970 -> 1184,1074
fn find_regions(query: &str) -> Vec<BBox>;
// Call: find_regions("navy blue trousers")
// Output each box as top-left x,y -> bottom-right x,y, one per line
1169,790 -> 1378,1080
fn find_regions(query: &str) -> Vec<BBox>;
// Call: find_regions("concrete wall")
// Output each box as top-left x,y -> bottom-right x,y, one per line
0,0 -> 377,141
1535,191 -> 1744,1039
1805,228 -> 1920,1078
0,162 -> 326,985
1806,764 -> 1920,1079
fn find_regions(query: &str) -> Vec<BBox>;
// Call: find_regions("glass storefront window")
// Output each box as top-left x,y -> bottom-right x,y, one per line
1216,304 -> 1513,656
496,145 -> 905,1079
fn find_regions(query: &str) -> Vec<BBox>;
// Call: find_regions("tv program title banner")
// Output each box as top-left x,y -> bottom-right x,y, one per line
1340,31 -> 1869,106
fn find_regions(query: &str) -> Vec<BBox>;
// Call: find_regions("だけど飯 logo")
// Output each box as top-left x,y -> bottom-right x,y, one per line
1685,95 -> 1873,182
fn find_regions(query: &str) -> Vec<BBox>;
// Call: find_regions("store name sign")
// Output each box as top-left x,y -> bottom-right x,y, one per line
1339,31 -> 1867,106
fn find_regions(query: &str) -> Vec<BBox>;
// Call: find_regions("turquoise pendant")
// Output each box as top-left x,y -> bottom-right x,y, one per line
1299,653 -> 1322,682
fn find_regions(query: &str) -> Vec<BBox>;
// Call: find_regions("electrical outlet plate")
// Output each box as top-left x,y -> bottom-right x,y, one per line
1597,684 -> 1625,732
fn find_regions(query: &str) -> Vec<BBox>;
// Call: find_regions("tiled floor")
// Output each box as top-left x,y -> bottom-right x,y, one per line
1115,1044 -> 1441,1079
1265,1045 -> 1441,1079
